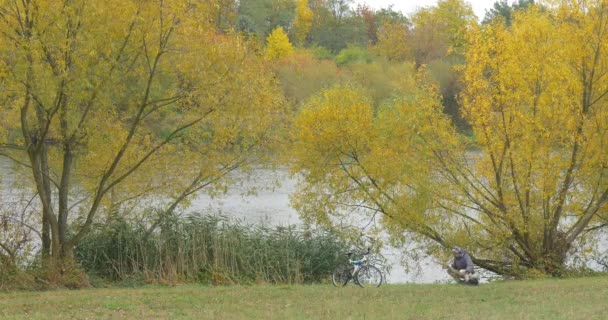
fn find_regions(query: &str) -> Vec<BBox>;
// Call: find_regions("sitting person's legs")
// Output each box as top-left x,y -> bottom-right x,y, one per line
447,268 -> 468,281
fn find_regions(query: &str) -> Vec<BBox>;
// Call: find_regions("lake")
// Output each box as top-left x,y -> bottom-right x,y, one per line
16,159 -> 605,283
0,159 -> 449,283
188,169 -> 449,283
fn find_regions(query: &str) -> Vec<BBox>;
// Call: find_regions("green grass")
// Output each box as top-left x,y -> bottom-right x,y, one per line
1,276 -> 607,319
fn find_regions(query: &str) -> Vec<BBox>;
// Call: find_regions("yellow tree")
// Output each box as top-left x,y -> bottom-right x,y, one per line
291,71 -> 451,261
265,26 -> 294,59
410,0 -> 476,127
411,0 -> 476,63
371,20 -> 411,62
0,0 -> 285,277
455,3 -> 608,274
291,2 -> 608,276
292,0 -> 313,46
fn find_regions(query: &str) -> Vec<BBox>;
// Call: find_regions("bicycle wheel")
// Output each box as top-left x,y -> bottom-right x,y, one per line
332,264 -> 352,287
355,265 -> 383,288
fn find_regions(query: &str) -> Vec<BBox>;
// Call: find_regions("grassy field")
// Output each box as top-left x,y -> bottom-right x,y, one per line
1,276 -> 607,319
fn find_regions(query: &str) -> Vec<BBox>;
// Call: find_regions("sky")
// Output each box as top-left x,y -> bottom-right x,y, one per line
355,0 -> 500,19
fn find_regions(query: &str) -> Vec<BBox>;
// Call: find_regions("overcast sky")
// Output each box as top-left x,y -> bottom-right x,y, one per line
355,0 -> 500,19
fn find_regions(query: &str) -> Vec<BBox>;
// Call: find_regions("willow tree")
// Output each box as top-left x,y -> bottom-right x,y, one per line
291,2 -> 608,276
457,3 -> 608,274
0,0 -> 284,274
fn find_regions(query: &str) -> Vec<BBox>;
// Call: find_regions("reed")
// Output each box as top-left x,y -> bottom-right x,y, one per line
75,213 -> 348,286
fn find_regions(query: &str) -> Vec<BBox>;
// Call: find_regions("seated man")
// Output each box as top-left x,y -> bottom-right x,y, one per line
447,247 -> 478,285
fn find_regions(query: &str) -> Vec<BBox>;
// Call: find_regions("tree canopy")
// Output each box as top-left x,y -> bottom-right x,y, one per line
291,1 -> 608,276
0,0 -> 285,273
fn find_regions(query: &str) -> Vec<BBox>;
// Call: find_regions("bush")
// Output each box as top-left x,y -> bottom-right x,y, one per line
0,265 -> 35,291
335,46 -> 371,66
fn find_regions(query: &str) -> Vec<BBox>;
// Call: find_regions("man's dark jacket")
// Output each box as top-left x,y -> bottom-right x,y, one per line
452,247 -> 474,273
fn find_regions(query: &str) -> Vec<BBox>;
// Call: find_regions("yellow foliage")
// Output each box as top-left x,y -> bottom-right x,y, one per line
0,0 -> 286,259
290,68 -> 449,238
293,0 -> 313,46
456,3 -> 608,271
265,27 -> 294,60
411,0 -> 476,61
291,1 -> 608,275
372,21 -> 411,62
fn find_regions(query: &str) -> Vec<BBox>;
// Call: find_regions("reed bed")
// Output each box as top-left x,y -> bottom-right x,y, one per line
75,214 -> 348,285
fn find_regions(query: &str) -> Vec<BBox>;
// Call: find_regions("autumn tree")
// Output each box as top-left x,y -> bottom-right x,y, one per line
292,0 -> 314,46
409,0 -> 476,128
372,20 -> 411,62
456,3 -> 608,274
0,0 -> 284,281
291,2 -> 608,276
366,6 -> 410,49
411,0 -> 475,64
266,26 -> 294,59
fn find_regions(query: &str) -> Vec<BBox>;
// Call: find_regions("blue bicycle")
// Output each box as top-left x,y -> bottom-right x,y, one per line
332,248 -> 383,288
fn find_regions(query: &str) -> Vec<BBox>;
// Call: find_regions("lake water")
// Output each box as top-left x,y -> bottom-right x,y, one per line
188,169 -> 449,284
11,160 -> 605,283
0,159 -> 448,283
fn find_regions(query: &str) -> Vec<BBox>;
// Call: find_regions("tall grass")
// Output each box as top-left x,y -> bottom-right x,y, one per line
75,214 -> 348,285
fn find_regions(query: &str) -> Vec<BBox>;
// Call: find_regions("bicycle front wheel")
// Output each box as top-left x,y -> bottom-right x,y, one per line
332,264 -> 351,287
355,265 -> 383,288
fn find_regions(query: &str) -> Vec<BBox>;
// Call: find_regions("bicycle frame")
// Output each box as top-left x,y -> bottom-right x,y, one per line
348,252 -> 369,275
333,248 -> 383,288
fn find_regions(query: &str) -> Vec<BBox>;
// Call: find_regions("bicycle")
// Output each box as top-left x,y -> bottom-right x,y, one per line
332,248 -> 383,288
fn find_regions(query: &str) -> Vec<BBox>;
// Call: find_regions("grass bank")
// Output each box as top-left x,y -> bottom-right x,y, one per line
1,276 -> 607,319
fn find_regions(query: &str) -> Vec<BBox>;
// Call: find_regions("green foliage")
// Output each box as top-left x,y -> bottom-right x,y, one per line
307,46 -> 335,60
236,14 -> 257,34
482,0 -> 535,26
375,6 -> 410,26
0,265 -> 35,291
237,0 -> 296,39
308,2 -> 368,53
75,214 -> 349,285
335,46 -> 371,66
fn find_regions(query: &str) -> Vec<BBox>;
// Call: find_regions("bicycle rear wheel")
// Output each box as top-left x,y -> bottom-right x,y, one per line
355,265 -> 383,288
332,264 -> 351,287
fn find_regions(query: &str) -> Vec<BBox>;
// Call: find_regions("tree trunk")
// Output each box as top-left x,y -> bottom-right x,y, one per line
41,215 -> 51,258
